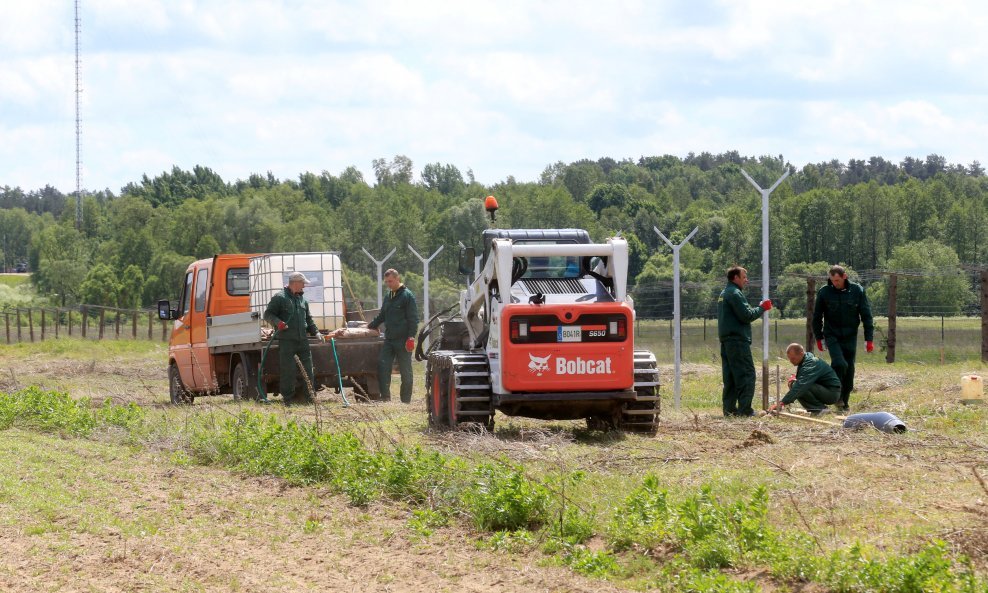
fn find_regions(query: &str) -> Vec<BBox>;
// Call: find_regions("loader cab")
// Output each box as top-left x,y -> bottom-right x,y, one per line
480,229 -> 591,277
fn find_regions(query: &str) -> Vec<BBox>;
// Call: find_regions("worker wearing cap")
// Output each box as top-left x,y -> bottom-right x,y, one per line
768,343 -> 842,416
812,265 -> 874,411
367,268 -> 418,403
717,265 -> 772,417
264,271 -> 322,405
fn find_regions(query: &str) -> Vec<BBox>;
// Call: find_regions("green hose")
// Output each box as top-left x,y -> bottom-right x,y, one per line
330,337 -> 350,407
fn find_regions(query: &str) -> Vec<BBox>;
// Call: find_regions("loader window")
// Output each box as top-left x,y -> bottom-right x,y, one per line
524,255 -> 580,279
226,267 -> 249,296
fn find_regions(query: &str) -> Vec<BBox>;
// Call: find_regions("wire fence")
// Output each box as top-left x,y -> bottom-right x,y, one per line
633,316 -> 985,365
628,268 -> 986,320
5,266 -> 987,364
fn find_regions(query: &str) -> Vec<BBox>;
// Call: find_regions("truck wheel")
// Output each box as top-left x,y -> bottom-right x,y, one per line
169,364 -> 194,405
231,362 -> 253,401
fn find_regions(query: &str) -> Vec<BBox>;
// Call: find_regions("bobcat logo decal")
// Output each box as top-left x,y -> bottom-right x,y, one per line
528,353 -> 552,376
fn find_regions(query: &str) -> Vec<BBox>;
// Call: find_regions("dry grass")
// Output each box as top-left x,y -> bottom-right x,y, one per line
2,336 -> 988,583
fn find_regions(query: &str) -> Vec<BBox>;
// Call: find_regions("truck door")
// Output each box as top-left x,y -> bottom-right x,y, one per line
188,266 -> 216,391
172,270 -> 195,388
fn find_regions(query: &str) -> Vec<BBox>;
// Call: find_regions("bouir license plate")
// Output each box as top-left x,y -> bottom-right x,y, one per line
557,326 -> 581,342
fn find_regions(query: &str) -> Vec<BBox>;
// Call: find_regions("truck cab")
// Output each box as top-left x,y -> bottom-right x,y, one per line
160,255 -> 255,400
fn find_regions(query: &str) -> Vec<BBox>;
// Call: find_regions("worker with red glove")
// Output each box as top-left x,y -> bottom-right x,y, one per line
367,268 -> 419,403
717,265 -> 773,417
264,271 -> 321,405
812,265 -> 875,412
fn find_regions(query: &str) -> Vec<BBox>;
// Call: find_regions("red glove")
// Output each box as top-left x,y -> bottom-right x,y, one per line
787,373 -> 796,388
816,339 -> 825,352
759,299 -> 772,311
276,321 -> 288,331
866,340 -> 874,353
405,337 -> 415,352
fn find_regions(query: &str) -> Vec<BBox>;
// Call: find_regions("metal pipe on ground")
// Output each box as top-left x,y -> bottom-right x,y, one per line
842,412 -> 907,434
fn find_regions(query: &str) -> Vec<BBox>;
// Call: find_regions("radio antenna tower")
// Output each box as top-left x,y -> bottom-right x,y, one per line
74,0 -> 82,229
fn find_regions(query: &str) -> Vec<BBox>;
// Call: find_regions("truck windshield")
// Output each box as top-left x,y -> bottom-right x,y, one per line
522,254 -> 581,279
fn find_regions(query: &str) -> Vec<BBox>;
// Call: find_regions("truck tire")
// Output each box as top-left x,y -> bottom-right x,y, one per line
169,364 -> 194,405
231,362 -> 254,401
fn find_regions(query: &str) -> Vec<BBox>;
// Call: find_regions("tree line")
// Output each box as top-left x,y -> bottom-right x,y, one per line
1,152 -> 984,316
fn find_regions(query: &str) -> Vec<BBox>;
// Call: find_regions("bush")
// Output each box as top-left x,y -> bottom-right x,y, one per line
466,462 -> 550,531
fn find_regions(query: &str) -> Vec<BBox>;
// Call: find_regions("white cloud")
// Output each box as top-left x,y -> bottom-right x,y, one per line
2,0 -> 988,192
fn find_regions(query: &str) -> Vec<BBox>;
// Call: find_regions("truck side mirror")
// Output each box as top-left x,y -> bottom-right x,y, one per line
157,300 -> 176,320
458,247 -> 476,275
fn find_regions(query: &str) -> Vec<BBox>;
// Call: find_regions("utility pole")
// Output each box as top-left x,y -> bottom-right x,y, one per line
75,0 -> 83,230
740,167 -> 790,410
654,226 -> 698,410
361,247 -> 396,308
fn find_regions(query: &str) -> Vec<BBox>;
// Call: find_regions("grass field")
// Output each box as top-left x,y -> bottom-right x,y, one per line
1,334 -> 987,592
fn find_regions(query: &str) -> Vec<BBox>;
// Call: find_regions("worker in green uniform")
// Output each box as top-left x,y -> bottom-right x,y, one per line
368,268 -> 419,403
812,265 -> 874,411
767,343 -> 842,415
264,271 -> 323,405
717,266 -> 772,417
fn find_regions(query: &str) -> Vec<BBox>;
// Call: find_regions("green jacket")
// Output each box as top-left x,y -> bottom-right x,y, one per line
368,284 -> 418,341
263,287 -> 318,342
812,280 -> 874,342
782,352 -> 841,404
717,282 -> 763,343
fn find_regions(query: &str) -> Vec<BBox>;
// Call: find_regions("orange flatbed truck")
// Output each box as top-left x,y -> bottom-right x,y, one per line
158,253 -> 383,404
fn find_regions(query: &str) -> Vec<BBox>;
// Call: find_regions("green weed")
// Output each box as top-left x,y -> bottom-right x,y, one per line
407,508 -> 449,537
466,462 -> 550,531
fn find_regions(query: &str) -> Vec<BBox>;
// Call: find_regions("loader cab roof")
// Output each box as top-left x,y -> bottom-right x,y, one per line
481,229 -> 590,266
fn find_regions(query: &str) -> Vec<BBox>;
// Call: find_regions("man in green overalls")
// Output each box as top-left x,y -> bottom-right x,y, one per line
264,271 -> 322,405
368,268 -> 419,403
717,266 -> 772,417
768,343 -> 842,415
812,265 -> 874,411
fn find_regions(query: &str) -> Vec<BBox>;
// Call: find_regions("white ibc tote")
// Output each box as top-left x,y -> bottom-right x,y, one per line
248,252 -> 346,331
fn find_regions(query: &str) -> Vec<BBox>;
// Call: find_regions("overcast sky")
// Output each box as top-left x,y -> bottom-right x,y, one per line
2,0 -> 986,194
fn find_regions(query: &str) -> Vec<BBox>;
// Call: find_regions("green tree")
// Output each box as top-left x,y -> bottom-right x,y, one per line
118,265 -> 145,309
421,163 -> 465,196
869,240 -> 974,315
79,263 -> 120,307
31,223 -> 89,305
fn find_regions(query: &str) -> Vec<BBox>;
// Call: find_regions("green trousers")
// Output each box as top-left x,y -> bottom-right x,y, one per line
379,339 -> 414,403
278,340 -> 314,405
825,336 -> 857,405
721,340 -> 756,416
793,383 -> 841,413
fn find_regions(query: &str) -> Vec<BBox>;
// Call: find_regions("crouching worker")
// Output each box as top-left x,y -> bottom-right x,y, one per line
768,343 -> 842,415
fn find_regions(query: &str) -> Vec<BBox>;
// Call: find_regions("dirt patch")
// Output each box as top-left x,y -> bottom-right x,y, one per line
0,432 -> 629,593
736,429 -> 776,449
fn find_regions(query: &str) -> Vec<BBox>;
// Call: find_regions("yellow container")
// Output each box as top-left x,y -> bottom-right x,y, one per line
961,374 -> 984,399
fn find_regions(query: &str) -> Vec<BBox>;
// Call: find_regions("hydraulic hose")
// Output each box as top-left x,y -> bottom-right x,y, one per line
330,337 -> 350,407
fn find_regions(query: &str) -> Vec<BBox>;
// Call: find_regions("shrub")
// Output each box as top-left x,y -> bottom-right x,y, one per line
466,462 -> 550,531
